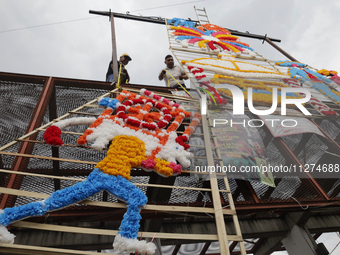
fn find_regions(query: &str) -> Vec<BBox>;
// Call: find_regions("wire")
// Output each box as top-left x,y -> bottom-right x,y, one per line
130,0 -> 206,13
0,1 -> 207,34
0,17 -> 102,34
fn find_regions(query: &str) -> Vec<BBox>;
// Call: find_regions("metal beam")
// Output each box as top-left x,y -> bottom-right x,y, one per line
89,10 -> 281,42
200,242 -> 212,255
264,37 -> 297,61
48,82 -> 61,191
109,12 -> 119,83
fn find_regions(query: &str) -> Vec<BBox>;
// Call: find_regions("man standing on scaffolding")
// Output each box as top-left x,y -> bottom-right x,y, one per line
106,53 -> 131,84
158,55 -> 188,89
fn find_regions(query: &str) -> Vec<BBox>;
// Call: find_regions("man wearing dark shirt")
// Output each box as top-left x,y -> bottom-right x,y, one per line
106,54 -> 132,84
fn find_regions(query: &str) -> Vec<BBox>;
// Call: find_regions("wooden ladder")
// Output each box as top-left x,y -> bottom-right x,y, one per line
194,6 -> 211,25
200,109 -> 247,255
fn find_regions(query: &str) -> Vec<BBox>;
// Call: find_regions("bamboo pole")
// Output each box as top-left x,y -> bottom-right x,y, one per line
0,187 -> 235,215
0,243 -> 114,255
0,168 -> 231,193
201,115 -> 230,255
209,116 -> 247,255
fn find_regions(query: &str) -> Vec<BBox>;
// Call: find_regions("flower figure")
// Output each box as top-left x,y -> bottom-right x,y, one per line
0,88 -> 202,255
167,18 -> 255,56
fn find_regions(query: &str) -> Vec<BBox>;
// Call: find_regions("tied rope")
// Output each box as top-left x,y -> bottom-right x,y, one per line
164,69 -> 193,98
117,63 -> 123,90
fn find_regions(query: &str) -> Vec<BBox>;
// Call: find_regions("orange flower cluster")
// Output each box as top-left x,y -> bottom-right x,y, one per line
170,26 -> 202,36
95,135 -> 147,180
317,69 -> 338,76
154,158 -> 173,177
197,24 -> 230,34
183,113 -> 201,137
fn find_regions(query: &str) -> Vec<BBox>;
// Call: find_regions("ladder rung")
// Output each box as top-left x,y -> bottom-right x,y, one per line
196,8 -> 205,11
198,14 -> 207,17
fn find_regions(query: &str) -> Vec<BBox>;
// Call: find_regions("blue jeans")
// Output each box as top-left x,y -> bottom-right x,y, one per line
107,74 -> 114,82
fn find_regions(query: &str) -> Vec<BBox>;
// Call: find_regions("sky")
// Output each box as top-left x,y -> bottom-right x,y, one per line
1,1 -> 340,254
1,0 -> 340,87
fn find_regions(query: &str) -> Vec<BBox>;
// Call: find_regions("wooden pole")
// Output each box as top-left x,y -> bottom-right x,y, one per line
110,11 -> 119,83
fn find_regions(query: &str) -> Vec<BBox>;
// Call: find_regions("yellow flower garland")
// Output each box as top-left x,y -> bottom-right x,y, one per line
96,135 -> 147,180
170,26 -> 202,36
212,75 -> 301,104
154,158 -> 173,177
182,58 -> 285,75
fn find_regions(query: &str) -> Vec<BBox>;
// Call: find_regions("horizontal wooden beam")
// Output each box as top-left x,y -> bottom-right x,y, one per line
0,243 -> 113,255
0,151 -> 98,165
0,187 -> 235,215
12,221 -> 244,241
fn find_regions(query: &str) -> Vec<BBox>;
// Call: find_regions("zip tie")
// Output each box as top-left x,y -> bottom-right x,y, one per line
151,232 -> 157,243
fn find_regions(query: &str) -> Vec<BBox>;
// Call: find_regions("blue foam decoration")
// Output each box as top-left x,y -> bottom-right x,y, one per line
224,41 -> 254,51
276,60 -> 306,67
107,99 -> 119,109
98,97 -> 111,107
175,36 -> 198,41
167,18 -> 195,28
304,68 -> 332,84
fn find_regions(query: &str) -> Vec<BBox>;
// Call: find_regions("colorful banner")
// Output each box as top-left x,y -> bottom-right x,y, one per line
258,109 -> 325,138
210,109 -> 275,187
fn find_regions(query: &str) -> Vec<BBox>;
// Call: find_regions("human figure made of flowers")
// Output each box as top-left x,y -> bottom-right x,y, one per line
0,89 -> 201,255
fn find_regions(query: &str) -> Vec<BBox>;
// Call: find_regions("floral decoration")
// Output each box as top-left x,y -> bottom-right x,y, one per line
283,78 -> 337,116
211,75 -> 302,105
275,60 -> 306,67
0,88 -> 202,255
167,18 -> 255,56
182,57 -> 288,79
287,66 -> 340,106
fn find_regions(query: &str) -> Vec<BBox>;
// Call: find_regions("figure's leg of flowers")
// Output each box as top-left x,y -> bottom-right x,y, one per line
105,175 -> 156,254
0,169 -> 105,244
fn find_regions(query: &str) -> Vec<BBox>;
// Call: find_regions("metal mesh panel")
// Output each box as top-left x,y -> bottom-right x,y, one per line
169,176 -> 205,204
319,119 -> 340,141
15,175 -> 54,205
297,134 -> 328,165
0,80 -> 45,167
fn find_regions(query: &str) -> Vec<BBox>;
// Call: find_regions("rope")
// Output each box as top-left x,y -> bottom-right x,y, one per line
164,69 -> 193,98
117,63 -> 123,90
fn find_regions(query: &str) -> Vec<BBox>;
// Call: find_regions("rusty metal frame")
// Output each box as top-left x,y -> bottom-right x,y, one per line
0,77 -> 55,208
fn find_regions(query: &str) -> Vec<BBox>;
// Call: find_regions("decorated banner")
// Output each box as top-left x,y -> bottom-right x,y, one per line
209,109 -> 275,187
258,109 -> 325,138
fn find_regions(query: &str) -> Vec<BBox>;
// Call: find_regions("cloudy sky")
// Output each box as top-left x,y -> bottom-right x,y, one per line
1,0 -> 340,87
1,1 -> 340,254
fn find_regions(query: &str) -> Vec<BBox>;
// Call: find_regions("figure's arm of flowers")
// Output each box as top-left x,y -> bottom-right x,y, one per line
177,112 -> 202,150
44,117 -> 96,146
141,158 -> 183,177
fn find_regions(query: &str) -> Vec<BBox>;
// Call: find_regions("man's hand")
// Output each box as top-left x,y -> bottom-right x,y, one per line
159,70 -> 166,81
179,75 -> 184,80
